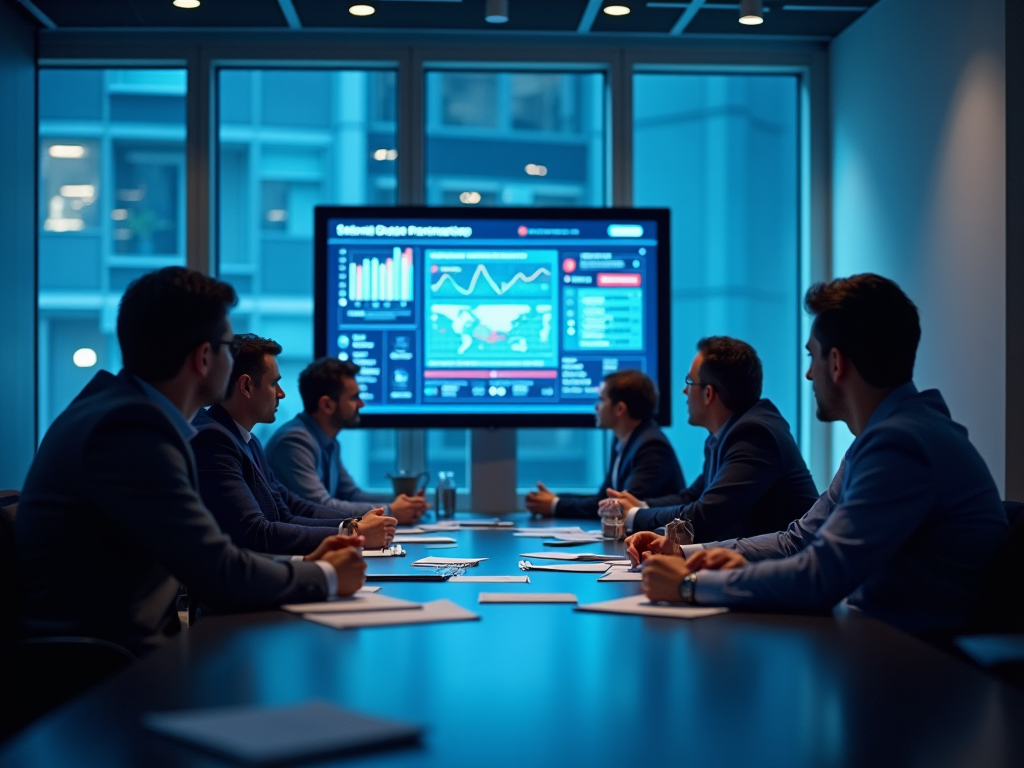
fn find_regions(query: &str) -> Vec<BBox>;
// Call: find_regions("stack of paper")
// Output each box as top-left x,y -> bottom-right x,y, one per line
479,593 -> 577,604
281,593 -> 421,614
519,551 -> 623,562
411,556 -> 488,568
576,594 -> 728,619
518,560 -> 611,573
305,599 -> 479,629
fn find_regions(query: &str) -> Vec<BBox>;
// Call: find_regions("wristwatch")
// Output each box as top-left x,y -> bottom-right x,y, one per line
679,572 -> 698,604
341,518 -> 359,536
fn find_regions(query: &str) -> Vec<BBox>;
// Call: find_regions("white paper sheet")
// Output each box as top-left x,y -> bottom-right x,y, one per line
304,599 -> 479,629
448,575 -> 530,583
392,536 -> 456,544
395,526 -> 426,535
518,561 -> 610,573
282,593 -> 421,614
513,526 -> 586,534
362,546 -> 405,558
478,593 -> 577,604
518,551 -> 623,562
411,556 -> 488,567
576,594 -> 728,619
554,533 -> 605,542
420,520 -> 513,531
512,528 -> 585,538
597,569 -> 642,582
358,586 -> 381,593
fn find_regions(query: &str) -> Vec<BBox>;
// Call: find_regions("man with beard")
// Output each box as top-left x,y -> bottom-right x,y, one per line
265,358 -> 428,525
627,274 -> 1008,637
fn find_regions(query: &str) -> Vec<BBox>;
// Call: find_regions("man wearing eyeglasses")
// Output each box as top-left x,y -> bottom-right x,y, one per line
611,337 -> 819,544
16,268 -> 367,656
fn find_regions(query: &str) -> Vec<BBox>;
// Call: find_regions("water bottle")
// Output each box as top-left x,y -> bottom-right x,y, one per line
435,471 -> 456,520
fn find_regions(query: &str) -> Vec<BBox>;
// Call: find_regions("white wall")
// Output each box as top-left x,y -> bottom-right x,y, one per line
830,0 -> 1006,494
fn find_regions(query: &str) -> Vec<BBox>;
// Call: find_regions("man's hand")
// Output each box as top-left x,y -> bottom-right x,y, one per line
641,554 -> 691,603
686,547 -> 747,571
605,488 -> 644,510
358,507 -> 397,548
318,546 -> 367,596
304,533 -> 364,562
624,531 -> 680,567
525,482 -> 556,517
389,492 -> 428,524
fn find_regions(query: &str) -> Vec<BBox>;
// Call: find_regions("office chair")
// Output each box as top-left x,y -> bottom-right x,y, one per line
0,496 -> 136,741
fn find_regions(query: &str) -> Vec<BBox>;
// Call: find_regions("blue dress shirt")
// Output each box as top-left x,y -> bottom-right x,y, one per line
691,383 -> 1008,634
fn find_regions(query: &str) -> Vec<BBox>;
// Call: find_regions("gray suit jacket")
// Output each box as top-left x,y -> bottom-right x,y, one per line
16,370 -> 328,655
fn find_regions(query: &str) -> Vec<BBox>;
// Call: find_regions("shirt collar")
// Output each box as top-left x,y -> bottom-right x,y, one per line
298,411 -> 334,452
232,419 -> 253,444
132,375 -> 198,441
862,381 -> 919,433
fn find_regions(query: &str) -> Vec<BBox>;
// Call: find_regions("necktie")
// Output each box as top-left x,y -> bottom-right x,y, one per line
704,433 -> 719,484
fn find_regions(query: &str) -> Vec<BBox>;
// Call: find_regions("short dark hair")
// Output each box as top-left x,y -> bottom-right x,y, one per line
226,334 -> 282,396
118,267 -> 237,383
298,357 -> 362,413
696,336 -> 763,412
805,273 -> 920,388
603,369 -> 658,421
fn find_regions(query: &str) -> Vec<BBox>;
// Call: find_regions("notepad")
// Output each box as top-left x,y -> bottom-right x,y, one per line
448,575 -> 530,583
518,561 -> 610,573
392,536 -> 456,544
576,594 -> 728,619
411,556 -> 487,567
362,545 -> 405,557
478,593 -> 577,604
519,551 -> 623,562
305,599 -> 479,629
143,701 -> 421,766
281,593 -> 421,614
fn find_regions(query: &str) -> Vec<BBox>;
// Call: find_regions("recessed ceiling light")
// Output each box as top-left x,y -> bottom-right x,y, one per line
603,4 -> 630,15
485,0 -> 509,23
349,3 -> 375,15
459,191 -> 482,205
48,144 -> 87,158
172,0 -> 201,8
739,0 -> 764,24
525,164 -> 548,177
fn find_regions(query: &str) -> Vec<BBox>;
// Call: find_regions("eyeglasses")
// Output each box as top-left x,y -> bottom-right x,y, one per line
685,375 -> 710,388
211,336 -> 243,357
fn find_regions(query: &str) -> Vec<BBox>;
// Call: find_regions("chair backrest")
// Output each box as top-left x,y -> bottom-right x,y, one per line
973,502 -> 1024,633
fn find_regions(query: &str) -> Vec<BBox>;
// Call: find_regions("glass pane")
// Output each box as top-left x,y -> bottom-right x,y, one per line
634,73 -> 800,482
217,69 -> 397,491
425,69 -> 608,493
38,68 -> 187,439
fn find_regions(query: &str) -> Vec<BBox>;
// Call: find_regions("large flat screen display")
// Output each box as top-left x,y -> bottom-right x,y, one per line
314,207 -> 670,428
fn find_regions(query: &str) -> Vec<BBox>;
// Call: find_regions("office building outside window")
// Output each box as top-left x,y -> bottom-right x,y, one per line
38,68 -> 187,438
217,69 -> 398,490
634,73 -> 800,478
425,70 -> 610,493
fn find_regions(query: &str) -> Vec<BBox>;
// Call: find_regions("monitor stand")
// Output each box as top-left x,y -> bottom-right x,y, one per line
471,428 -> 517,514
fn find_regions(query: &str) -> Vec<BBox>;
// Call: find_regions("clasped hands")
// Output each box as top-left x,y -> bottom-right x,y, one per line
303,533 -> 367,596
625,530 -> 748,603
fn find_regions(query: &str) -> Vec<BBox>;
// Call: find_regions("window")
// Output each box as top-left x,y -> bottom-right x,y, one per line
38,68 -> 187,437
217,68 -> 398,490
425,69 -> 609,494
633,73 -> 800,480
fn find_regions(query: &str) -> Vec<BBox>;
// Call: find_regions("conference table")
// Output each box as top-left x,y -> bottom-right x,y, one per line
2,513 -> 1023,767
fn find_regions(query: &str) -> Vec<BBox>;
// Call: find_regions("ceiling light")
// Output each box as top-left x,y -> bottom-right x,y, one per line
603,4 -> 630,15
73,348 -> 98,368
459,191 -> 482,205
48,144 -> 86,159
525,164 -> 548,177
485,0 -> 509,23
739,0 -> 764,25
172,0 -> 200,8
349,3 -> 375,15
60,185 -> 96,199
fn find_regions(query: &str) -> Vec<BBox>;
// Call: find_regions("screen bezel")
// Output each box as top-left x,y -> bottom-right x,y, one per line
314,206 -> 671,429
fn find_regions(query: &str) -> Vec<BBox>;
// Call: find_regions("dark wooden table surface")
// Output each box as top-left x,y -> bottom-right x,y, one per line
3,513 -> 1023,767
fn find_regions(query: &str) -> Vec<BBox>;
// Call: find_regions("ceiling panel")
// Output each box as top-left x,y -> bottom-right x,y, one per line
33,0 -> 289,27
292,0 -> 590,31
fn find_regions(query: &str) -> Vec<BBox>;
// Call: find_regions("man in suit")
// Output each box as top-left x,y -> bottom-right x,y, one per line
192,335 -> 396,555
525,369 -> 684,519
633,275 -> 1008,635
606,337 -> 818,542
265,357 -> 427,525
16,268 -> 366,656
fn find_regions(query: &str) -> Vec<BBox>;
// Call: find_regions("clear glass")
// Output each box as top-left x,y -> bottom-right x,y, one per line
425,69 -> 610,494
217,69 -> 398,491
633,73 -> 801,481
37,68 -> 187,438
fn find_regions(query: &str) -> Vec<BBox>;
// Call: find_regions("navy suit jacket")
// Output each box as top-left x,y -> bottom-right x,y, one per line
16,371 -> 327,655
632,399 -> 819,541
191,405 -> 347,555
554,418 -> 685,520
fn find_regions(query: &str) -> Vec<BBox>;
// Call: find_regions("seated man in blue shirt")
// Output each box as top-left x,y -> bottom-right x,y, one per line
629,274 -> 1008,636
604,337 -> 818,542
525,370 -> 685,519
265,358 -> 428,525
192,335 -> 396,556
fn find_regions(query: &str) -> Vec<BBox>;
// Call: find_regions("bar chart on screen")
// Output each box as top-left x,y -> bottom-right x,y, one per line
347,247 -> 414,303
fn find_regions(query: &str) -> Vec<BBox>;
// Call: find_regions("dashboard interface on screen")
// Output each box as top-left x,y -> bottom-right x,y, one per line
315,208 -> 669,426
